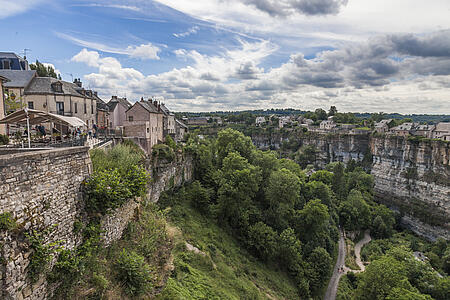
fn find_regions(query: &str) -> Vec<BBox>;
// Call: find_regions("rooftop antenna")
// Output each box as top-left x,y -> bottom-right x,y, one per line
66,73 -> 73,82
21,48 -> 31,60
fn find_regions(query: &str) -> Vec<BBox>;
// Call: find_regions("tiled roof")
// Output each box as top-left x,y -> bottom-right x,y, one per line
0,70 -> 36,88
0,52 -> 21,59
138,100 -> 159,113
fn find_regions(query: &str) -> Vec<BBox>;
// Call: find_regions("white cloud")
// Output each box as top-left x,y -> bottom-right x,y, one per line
70,30 -> 450,114
56,32 -> 160,60
126,44 -> 160,60
0,0 -> 45,19
71,3 -> 142,12
174,26 -> 200,38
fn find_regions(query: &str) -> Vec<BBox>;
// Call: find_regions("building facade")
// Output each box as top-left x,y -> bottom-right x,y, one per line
0,75 -> 8,134
124,100 -> 163,153
107,96 -> 131,129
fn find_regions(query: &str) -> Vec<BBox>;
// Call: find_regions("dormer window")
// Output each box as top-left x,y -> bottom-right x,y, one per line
51,82 -> 63,93
2,60 -> 11,69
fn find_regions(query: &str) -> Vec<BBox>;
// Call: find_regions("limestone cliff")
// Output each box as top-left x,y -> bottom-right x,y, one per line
370,136 -> 449,240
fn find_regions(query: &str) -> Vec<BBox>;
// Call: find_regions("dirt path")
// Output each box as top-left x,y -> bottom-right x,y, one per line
324,229 -> 346,300
353,230 -> 371,272
324,230 -> 372,300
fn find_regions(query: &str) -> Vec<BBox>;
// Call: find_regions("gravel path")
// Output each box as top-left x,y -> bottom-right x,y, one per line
324,230 -> 372,300
354,230 -> 371,272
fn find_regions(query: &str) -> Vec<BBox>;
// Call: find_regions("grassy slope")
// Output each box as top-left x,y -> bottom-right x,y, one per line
156,200 -> 299,300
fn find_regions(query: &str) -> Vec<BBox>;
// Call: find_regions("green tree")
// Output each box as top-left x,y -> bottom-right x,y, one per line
331,162 -> 347,201
315,108 -> 328,120
339,189 -> 371,231
356,255 -> 407,300
328,106 -> 338,116
30,60 -> 61,79
247,222 -> 278,261
295,145 -> 318,168
307,247 -> 332,294
371,205 -> 395,238
264,168 -> 301,230
216,128 -> 255,165
309,170 -> 333,185
215,152 -> 262,232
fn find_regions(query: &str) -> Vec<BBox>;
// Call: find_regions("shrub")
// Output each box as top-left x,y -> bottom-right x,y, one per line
26,229 -> 60,282
115,249 -> 153,296
84,166 -> 149,214
152,144 -> 175,161
0,212 -> 17,231
0,134 -> 9,145
186,181 -> 212,213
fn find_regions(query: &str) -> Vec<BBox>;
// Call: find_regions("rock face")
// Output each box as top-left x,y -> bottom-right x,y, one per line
0,147 -> 193,299
370,136 -> 449,240
251,132 -> 449,240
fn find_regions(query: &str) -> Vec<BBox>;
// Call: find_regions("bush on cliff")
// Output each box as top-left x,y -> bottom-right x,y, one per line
86,143 -> 149,215
152,144 -> 175,162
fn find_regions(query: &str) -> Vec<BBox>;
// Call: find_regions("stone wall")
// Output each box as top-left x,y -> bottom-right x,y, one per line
0,146 -> 194,299
0,147 -> 91,300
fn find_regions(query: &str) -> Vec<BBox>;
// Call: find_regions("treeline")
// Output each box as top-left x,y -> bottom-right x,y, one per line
182,128 -> 396,298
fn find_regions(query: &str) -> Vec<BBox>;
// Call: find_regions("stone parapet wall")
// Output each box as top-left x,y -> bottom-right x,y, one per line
0,147 -> 92,300
0,146 -> 194,299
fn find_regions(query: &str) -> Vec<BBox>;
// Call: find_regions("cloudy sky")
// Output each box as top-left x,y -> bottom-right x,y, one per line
1,0 -> 450,113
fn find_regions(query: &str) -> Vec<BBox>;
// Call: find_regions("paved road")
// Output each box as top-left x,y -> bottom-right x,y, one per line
324,229 -> 346,300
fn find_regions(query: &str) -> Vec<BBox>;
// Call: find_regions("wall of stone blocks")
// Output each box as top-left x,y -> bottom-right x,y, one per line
0,147 -> 92,300
0,146 -> 193,299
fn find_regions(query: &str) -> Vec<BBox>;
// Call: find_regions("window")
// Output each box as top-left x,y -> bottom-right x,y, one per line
84,103 -> 87,114
2,60 -> 11,69
128,116 -> 134,122
28,102 -> 34,109
74,103 -> 78,113
91,104 -> 94,114
147,127 -> 149,133
51,82 -> 63,93
56,102 -> 64,115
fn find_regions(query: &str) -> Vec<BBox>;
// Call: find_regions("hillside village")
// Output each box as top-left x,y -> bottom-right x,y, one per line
0,52 -> 188,154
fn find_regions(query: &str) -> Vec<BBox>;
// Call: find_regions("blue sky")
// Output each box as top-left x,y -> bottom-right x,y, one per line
1,0 -> 450,113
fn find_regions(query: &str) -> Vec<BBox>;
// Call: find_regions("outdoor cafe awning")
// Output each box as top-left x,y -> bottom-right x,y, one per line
0,108 -> 86,127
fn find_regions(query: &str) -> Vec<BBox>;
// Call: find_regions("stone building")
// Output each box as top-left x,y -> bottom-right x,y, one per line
0,52 -> 29,70
23,77 -> 100,128
0,70 -> 37,113
160,102 -> 176,137
106,95 -> 131,129
431,122 -> 450,141
175,119 -> 188,142
255,116 -> 266,126
390,123 -> 416,137
124,99 -> 163,153
320,117 -> 336,130
96,98 -> 110,129
411,124 -> 435,138
374,119 -> 393,133
0,74 -> 8,134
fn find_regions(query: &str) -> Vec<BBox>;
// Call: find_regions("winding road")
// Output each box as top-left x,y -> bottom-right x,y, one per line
323,230 -> 372,300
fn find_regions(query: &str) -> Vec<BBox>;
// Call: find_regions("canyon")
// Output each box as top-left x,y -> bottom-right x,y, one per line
252,131 -> 450,241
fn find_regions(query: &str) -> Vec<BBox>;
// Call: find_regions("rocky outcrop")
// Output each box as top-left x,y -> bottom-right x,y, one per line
370,136 -> 449,240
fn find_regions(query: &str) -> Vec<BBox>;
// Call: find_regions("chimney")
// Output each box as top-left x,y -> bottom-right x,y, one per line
74,78 -> 82,87
141,97 -> 144,102
158,104 -> 161,111
94,91 -> 98,97
112,95 -> 118,101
